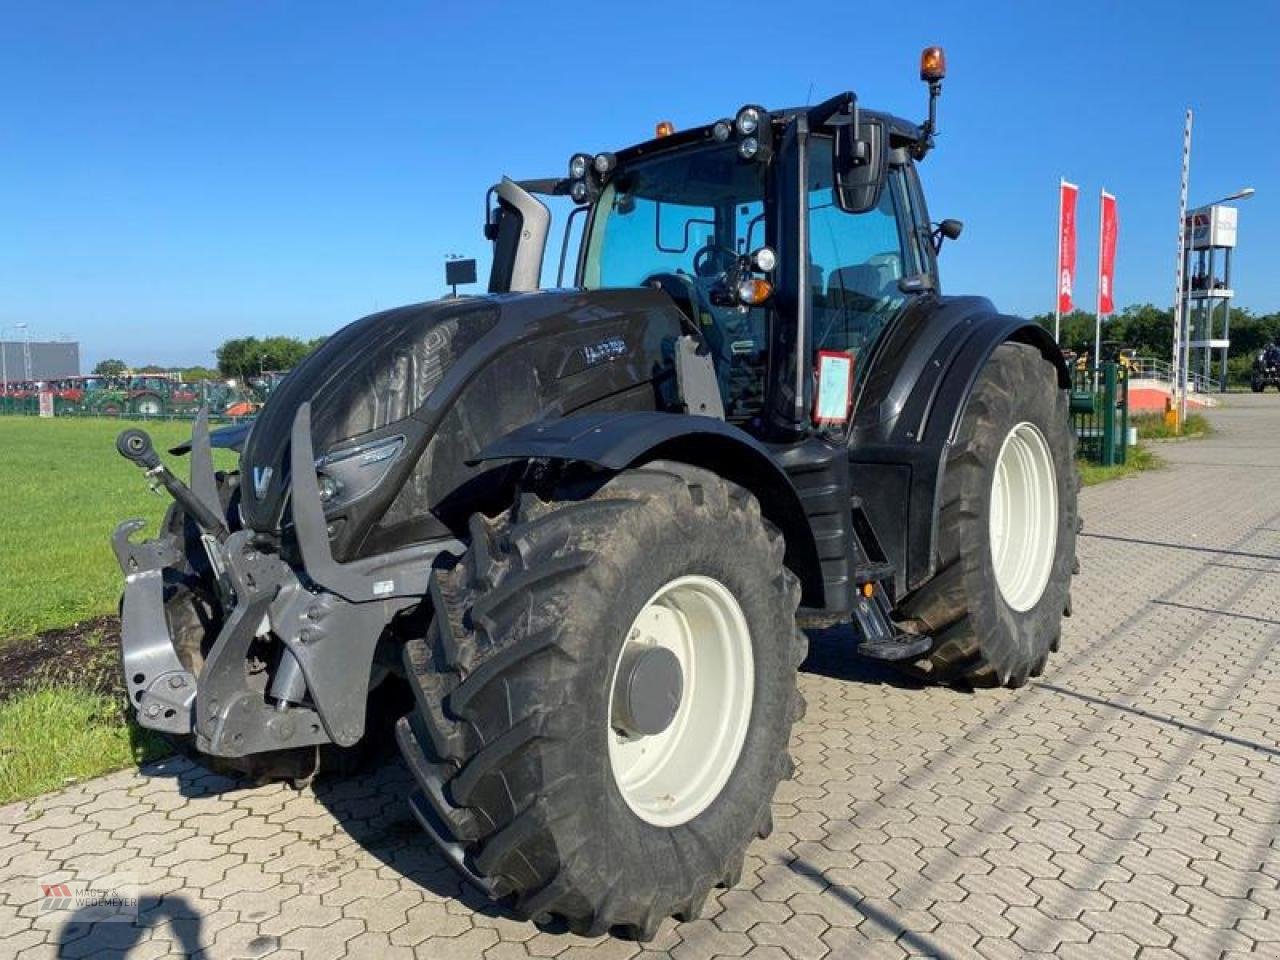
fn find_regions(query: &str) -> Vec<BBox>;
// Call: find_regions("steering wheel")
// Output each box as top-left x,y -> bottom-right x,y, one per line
693,244 -> 739,279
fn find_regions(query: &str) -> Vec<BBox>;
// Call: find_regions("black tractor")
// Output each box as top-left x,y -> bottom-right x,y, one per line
113,48 -> 1077,939
1251,341 -> 1280,392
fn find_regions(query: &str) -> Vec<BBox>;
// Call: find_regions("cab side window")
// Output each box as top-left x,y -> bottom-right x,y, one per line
807,137 -> 910,363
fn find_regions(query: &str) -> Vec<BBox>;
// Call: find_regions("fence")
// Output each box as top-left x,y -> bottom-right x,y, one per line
0,396 -> 250,424
1070,362 -> 1130,466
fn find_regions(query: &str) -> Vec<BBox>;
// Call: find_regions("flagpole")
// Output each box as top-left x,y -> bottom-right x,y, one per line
1094,188 -> 1105,371
1172,109 -> 1193,433
1054,177 -> 1064,344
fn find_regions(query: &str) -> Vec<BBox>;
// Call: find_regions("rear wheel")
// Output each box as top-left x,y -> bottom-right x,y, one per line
398,461 -> 805,938
898,342 -> 1078,688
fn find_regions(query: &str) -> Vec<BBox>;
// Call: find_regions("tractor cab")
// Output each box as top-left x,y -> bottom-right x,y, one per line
487,48 -> 955,443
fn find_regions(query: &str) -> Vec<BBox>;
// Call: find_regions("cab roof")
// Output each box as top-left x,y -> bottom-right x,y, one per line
516,103 -> 927,200
612,106 -> 926,167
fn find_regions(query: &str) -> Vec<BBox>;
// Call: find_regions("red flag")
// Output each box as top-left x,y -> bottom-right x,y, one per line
1057,180 -> 1078,313
1098,191 -> 1118,315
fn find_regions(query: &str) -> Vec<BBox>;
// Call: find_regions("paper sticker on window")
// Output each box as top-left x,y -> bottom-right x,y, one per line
814,351 -> 854,425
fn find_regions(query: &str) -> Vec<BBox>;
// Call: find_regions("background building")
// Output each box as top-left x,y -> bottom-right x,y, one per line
0,339 -> 81,383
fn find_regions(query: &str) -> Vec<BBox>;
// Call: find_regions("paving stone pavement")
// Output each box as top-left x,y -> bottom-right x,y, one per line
3,396 -> 1279,959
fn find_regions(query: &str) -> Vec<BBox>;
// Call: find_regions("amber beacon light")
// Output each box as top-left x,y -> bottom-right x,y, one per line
920,46 -> 947,82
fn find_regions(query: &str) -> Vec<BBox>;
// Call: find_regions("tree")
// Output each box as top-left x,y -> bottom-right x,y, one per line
178,365 -> 221,382
1037,303 -> 1280,386
1032,310 -> 1096,355
215,336 -> 316,380
1111,303 -> 1173,359
93,358 -> 127,377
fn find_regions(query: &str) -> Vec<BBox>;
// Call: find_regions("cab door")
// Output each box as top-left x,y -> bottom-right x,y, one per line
806,136 -> 918,398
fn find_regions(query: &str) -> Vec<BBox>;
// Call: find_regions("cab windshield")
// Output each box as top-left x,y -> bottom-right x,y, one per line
581,141 -> 769,423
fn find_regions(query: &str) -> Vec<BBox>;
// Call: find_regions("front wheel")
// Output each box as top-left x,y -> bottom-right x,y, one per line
398,462 -> 805,938
897,342 -> 1078,688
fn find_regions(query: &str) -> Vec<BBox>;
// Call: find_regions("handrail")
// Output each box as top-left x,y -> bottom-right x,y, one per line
1129,356 -> 1219,393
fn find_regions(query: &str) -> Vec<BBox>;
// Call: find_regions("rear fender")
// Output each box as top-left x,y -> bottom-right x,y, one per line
472,411 -> 826,608
850,296 -> 1068,595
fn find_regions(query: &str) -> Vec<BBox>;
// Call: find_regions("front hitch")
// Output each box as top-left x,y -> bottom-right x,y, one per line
110,405 -> 454,760
111,520 -> 197,735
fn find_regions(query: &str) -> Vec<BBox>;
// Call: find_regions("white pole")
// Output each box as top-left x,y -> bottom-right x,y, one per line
1054,177 -> 1064,344
1172,109 -> 1193,429
1094,188 -> 1105,371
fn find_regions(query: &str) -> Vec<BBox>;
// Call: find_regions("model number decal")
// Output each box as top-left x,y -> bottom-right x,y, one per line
582,336 -> 627,367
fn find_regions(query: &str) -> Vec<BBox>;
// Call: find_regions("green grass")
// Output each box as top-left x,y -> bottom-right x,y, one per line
1078,444 -> 1163,486
0,416 -> 235,645
0,685 -> 167,804
1131,411 -> 1213,440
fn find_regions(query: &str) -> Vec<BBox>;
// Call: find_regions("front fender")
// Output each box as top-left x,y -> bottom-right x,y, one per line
472,411 -> 827,608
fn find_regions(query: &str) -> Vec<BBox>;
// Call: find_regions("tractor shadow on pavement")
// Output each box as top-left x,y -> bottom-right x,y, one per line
309,756 -> 535,928
800,623 -> 929,689
136,748 -> 537,930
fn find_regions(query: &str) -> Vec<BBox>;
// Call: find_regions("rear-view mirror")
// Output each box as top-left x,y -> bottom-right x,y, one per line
835,120 -> 886,214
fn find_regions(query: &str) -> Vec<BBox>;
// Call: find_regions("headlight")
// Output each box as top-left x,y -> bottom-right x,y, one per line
735,106 -> 762,136
752,246 -> 777,272
570,179 -> 590,204
712,119 -> 732,142
593,152 -> 616,175
738,136 -> 759,160
317,473 -> 343,504
569,153 -> 590,180
313,435 -> 405,511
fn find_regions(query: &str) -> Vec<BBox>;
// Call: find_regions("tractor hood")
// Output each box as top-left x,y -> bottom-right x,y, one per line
237,288 -> 684,560
239,297 -> 501,535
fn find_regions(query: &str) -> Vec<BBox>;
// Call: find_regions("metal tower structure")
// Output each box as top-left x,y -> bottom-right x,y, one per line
1183,204 -> 1239,392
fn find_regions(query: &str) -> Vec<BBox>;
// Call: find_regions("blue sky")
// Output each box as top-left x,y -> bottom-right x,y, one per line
2,0 -> 1277,369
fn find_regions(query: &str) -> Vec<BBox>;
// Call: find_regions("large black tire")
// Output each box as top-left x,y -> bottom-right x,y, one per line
897,342 -> 1078,688
397,461 -> 806,939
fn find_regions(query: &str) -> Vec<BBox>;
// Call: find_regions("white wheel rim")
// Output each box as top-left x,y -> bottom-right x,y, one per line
989,421 -> 1059,612
607,575 -> 753,827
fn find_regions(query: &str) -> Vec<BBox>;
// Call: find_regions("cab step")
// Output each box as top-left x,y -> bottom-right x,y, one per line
855,633 -> 933,662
